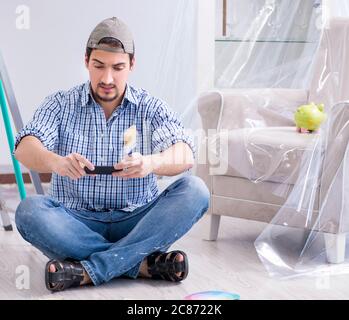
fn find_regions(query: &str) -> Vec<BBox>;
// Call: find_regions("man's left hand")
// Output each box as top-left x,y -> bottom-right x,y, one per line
112,152 -> 154,179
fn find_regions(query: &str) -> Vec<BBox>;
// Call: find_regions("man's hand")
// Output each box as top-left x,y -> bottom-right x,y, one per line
51,153 -> 95,180
112,152 -> 153,179
112,142 -> 194,178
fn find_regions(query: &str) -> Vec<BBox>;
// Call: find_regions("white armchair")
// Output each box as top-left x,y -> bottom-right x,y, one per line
196,17 -> 349,264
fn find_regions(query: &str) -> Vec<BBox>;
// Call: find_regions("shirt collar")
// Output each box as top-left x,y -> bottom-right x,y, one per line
81,81 -> 138,108
123,83 -> 138,106
81,81 -> 92,107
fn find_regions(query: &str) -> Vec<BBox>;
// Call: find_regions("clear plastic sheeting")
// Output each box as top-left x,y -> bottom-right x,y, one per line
206,89 -> 318,192
253,5 -> 349,278
215,0 -> 322,89
255,101 -> 349,278
192,0 -> 349,279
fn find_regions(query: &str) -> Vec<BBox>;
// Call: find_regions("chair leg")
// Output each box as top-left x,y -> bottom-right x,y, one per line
206,214 -> 221,241
324,233 -> 346,264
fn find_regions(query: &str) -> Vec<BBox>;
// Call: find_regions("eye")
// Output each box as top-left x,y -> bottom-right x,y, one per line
94,65 -> 104,69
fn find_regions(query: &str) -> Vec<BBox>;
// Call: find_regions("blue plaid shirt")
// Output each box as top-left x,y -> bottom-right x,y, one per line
14,81 -> 194,212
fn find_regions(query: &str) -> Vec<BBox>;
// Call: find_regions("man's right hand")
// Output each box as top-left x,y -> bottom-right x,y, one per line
50,153 -> 95,180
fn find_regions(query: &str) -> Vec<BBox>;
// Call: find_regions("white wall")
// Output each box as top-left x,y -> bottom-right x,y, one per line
197,0 -> 215,93
1,0 -> 215,168
326,0 -> 349,17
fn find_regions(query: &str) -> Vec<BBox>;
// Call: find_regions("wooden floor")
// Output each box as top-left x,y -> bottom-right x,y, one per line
1,182 -> 349,300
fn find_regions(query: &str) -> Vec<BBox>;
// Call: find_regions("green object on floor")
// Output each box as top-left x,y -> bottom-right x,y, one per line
0,79 -> 26,200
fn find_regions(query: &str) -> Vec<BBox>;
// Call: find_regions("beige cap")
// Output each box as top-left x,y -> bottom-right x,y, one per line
86,17 -> 135,54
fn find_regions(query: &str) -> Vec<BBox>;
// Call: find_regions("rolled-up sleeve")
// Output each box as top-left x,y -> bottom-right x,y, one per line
14,95 -> 61,153
151,102 -> 195,156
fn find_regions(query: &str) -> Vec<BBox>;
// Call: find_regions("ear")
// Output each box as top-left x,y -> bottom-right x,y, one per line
85,54 -> 89,68
130,57 -> 136,71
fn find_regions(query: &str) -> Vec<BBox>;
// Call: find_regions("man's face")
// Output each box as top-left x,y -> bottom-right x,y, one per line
85,49 -> 134,103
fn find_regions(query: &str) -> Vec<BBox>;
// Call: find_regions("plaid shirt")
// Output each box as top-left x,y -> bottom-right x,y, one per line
14,81 -> 194,212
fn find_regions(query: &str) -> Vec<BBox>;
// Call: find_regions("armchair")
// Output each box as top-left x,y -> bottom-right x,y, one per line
196,17 -> 349,264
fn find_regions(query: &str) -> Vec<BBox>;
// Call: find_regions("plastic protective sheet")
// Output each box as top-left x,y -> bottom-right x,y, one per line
215,0 -> 322,89
187,0 -> 349,279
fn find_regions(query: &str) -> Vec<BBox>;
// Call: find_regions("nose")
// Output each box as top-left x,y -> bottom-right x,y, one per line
101,68 -> 113,85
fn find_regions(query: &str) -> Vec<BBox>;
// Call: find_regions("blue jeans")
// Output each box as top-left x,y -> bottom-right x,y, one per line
15,176 -> 209,286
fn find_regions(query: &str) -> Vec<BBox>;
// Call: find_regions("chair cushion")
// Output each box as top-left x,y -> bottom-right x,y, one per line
209,126 -> 319,185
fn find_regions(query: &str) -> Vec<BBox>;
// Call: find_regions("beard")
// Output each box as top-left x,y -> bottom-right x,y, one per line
95,84 -> 120,102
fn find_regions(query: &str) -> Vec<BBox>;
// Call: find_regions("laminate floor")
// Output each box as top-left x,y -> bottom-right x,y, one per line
1,183 -> 349,300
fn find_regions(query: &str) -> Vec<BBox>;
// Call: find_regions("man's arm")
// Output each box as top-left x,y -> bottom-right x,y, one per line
15,136 -> 61,173
113,142 -> 194,178
150,142 -> 194,176
113,96 -> 195,179
15,136 -> 95,180
12,94 -> 94,180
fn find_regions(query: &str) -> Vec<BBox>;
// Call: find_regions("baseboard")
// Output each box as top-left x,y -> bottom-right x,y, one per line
0,173 -> 51,184
0,164 -> 51,184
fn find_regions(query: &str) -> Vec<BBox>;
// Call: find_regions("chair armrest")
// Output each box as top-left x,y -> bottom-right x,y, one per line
321,102 -> 349,202
197,88 -> 308,130
195,92 -> 224,199
311,102 -> 349,233
216,88 -> 308,129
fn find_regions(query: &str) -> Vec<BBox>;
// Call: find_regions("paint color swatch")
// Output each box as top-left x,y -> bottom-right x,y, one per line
184,291 -> 240,300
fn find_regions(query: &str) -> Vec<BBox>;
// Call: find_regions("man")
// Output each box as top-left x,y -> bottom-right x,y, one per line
14,17 -> 209,292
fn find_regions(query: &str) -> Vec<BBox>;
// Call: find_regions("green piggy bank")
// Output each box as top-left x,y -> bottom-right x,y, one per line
294,102 -> 327,132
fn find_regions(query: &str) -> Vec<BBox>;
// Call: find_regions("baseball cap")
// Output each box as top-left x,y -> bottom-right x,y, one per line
86,17 -> 135,54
